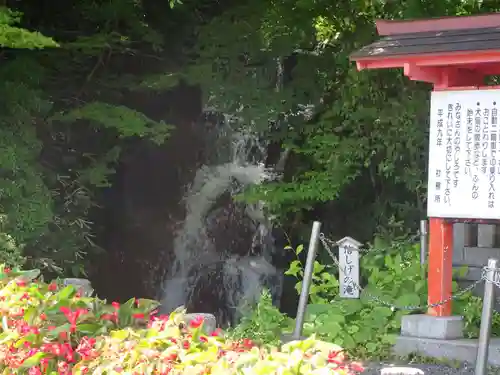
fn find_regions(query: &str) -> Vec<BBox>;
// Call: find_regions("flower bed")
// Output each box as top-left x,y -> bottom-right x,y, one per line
0,265 -> 363,374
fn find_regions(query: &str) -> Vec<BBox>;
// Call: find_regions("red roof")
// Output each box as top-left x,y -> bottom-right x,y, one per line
376,13 -> 500,35
350,13 -> 500,88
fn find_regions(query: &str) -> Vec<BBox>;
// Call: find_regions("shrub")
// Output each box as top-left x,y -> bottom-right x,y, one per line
227,289 -> 291,346
282,237 -> 500,358
0,264 -> 363,374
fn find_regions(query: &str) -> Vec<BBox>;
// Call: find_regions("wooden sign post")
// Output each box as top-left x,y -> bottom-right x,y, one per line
336,236 -> 362,299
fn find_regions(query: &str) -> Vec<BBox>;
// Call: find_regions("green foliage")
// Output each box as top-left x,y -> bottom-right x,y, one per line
53,102 -> 173,145
0,7 -> 58,49
240,238 -> 500,359
187,0 -> 500,238
283,239 -> 427,358
0,0 -> 183,275
227,289 -> 292,346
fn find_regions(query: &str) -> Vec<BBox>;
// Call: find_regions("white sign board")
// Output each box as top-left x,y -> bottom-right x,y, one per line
428,89 -> 500,219
337,237 -> 361,299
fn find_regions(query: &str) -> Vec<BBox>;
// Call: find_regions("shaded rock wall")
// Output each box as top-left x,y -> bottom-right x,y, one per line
91,84 -> 206,301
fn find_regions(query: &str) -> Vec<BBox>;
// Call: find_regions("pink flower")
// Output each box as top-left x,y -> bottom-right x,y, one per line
189,316 -> 204,328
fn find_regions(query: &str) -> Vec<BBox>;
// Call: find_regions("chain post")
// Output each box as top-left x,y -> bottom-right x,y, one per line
475,258 -> 498,375
292,221 -> 321,340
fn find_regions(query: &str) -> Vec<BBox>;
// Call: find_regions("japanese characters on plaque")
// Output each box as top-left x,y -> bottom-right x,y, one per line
336,236 -> 361,299
428,89 -> 500,219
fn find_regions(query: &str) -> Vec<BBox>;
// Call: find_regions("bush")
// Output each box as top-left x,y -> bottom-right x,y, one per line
0,265 -> 363,374
280,237 -> 500,358
227,290 -> 291,346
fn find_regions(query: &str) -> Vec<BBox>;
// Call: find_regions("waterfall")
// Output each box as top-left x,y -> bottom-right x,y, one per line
159,116 -> 283,325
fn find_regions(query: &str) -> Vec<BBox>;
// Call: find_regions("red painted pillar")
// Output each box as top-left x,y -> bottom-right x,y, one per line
427,217 -> 454,316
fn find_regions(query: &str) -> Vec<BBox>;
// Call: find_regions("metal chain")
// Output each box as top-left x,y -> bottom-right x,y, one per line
483,266 -> 500,289
320,233 -> 421,256
318,233 -> 486,311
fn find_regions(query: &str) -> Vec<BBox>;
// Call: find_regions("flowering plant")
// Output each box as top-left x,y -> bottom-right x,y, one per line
0,264 -> 364,374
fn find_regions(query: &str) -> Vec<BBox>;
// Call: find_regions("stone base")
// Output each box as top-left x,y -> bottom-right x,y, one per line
393,336 -> 500,366
401,314 -> 464,340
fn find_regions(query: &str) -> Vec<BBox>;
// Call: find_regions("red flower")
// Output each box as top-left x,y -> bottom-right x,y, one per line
40,313 -> 47,321
350,362 -> 365,372
101,313 -> 118,323
210,328 -> 222,337
16,280 -> 27,287
164,353 -> 177,361
132,313 -> 145,319
189,316 -> 204,328
76,336 -> 97,361
4,268 -> 10,274
112,301 -> 120,310
327,350 -> 345,365
28,367 -> 41,375
57,360 -> 70,375
59,306 -> 88,332
242,338 -> 254,348
182,341 -> 190,349
48,282 -> 57,291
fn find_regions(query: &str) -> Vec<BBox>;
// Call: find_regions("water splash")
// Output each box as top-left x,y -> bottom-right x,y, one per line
160,119 -> 282,325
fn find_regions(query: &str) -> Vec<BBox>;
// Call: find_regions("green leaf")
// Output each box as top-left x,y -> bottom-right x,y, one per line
341,299 -> 363,315
365,342 -> 379,353
135,298 -> 161,313
296,244 -> 304,255
76,323 -> 101,335
285,260 -> 302,277
46,323 -> 71,339
382,333 -> 398,344
111,329 -> 130,340
372,306 -> 393,319
52,102 -> 173,145
306,304 -> 331,315
20,352 -> 48,368
56,285 -> 76,301
23,307 -> 37,325
313,261 -> 325,274
395,293 -> 421,308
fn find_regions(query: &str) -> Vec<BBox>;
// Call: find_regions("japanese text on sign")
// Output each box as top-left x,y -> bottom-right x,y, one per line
428,89 -> 500,219
338,237 -> 360,299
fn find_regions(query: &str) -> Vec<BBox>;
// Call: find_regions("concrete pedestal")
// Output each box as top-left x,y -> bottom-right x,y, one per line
393,314 -> 500,366
400,314 -> 464,340
394,337 -> 500,366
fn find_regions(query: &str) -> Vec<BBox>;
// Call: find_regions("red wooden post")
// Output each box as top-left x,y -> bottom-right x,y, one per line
427,218 -> 454,316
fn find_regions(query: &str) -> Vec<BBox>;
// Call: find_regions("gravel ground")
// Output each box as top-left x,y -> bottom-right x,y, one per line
360,361 -> 500,375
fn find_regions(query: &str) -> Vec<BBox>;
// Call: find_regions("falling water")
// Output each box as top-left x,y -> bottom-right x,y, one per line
159,116 -> 283,325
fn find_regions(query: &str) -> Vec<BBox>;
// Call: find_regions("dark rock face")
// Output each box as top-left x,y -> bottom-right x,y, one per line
91,84 -> 206,301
